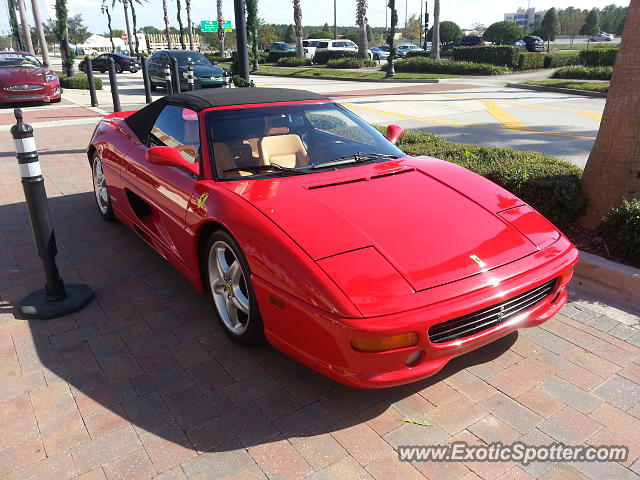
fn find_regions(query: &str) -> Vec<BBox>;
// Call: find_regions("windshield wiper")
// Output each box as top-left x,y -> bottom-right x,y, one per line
310,152 -> 398,169
223,164 -> 308,175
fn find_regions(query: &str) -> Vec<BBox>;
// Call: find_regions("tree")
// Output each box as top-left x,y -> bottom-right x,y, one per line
431,0 -> 440,59
162,0 -> 171,48
258,23 -> 278,47
67,14 -> 91,45
129,0 -> 140,55
293,0 -> 303,58
142,25 -> 161,34
246,0 -> 259,71
386,0 -> 397,77
55,0 -> 73,76
176,0 -> 185,50
483,21 -> 524,44
356,0 -> 369,59
30,0 -> 50,65
403,13 -> 421,39
217,0 -> 225,54
581,8 -> 601,48
427,20 -> 462,44
471,23 -> 486,36
101,1 -> 116,52
8,0 -> 23,50
540,8 -> 561,52
283,24 -> 295,43
560,8 -> 586,47
185,0 -> 194,49
581,0 -> 639,228
17,0 -> 34,55
112,0 -> 134,53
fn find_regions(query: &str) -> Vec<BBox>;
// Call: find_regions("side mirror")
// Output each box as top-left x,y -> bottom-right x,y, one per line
386,124 -> 404,145
146,146 -> 199,176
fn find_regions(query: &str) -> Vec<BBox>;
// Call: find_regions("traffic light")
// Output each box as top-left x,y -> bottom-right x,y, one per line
423,1 -> 429,50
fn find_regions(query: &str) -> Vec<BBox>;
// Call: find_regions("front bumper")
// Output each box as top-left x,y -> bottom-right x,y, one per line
256,236 -> 578,388
183,77 -> 225,89
0,82 -> 61,103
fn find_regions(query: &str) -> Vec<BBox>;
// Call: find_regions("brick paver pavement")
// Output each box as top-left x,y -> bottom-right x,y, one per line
1,120 -> 639,480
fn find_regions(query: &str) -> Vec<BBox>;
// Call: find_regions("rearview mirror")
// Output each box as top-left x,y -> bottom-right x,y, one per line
146,146 -> 199,176
386,124 -> 404,145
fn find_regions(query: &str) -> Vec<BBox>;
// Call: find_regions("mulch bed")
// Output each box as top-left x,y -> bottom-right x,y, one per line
563,223 -> 639,269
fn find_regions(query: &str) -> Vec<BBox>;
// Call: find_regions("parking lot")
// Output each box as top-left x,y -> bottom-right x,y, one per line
0,75 -> 638,480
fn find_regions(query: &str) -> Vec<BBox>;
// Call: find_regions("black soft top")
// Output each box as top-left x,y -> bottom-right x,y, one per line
124,88 -> 329,142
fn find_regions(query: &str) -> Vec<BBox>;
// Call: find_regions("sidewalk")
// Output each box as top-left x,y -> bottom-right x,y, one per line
0,121 -> 639,480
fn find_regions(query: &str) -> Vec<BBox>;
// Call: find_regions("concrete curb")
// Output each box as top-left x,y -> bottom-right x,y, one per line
506,82 -> 608,98
573,250 -> 640,306
253,73 -> 440,83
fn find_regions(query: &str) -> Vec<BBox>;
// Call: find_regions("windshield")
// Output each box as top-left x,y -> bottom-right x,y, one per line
0,53 -> 42,68
172,52 -> 213,66
207,102 -> 403,180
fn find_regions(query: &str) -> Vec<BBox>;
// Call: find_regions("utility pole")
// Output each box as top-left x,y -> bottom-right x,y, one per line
30,0 -> 50,66
234,0 -> 250,81
423,1 -> 429,50
405,0 -> 408,31
333,0 -> 337,39
17,0 -> 34,55
419,0 -> 423,45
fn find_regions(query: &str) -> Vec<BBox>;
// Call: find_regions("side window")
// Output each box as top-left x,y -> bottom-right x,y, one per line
149,105 -> 201,164
318,41 -> 329,48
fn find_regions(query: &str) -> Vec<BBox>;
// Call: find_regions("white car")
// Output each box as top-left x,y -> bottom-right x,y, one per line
314,39 -> 373,59
589,32 -> 614,42
395,44 -> 423,58
303,39 -> 331,60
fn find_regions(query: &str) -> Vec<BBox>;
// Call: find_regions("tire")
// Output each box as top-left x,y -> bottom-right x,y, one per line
100,70 -> 106,73
150,81 -> 157,91
50,97 -> 62,103
204,230 -> 264,345
92,153 -> 116,222
130,69 -> 138,74
116,64 -> 123,74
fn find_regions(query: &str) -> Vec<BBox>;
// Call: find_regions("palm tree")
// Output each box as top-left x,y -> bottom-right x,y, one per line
431,0 -> 440,59
129,0 -> 140,55
293,0 -> 303,58
101,0 -> 116,52
185,0 -> 194,50
217,0 -> 224,54
115,0 -> 134,53
356,0 -> 368,59
30,0 -> 50,65
581,0 -> 639,228
246,0 -> 259,71
176,0 -> 186,49
163,0 -> 171,48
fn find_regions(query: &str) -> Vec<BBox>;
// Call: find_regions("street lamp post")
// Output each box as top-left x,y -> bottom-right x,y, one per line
233,0 -> 250,82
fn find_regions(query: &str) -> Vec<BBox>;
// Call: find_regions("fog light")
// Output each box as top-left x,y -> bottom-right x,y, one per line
405,350 -> 423,367
351,332 -> 419,353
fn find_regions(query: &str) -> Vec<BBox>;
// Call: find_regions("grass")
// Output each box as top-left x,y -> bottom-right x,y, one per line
522,80 -> 609,93
254,66 -> 455,80
548,42 -> 617,52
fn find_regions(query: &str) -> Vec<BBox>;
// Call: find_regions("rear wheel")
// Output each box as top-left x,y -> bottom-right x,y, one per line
205,230 -> 263,345
150,81 -> 157,91
92,153 -> 115,221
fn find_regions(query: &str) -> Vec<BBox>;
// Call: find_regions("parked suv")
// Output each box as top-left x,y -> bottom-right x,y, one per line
79,53 -> 140,73
147,50 -> 225,90
264,42 -> 294,52
303,39 -> 331,60
523,35 -> 545,52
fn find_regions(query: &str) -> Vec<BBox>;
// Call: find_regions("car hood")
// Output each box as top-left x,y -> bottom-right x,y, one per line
186,64 -> 224,77
0,66 -> 52,84
229,160 -> 539,293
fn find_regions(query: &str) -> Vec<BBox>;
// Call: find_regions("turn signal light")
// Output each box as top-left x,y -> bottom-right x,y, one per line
351,332 -> 419,352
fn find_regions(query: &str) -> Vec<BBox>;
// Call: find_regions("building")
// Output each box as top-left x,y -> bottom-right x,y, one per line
504,7 -> 546,29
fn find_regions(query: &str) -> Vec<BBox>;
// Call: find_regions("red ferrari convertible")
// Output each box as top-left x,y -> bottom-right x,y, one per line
0,52 -> 61,104
87,88 -> 578,388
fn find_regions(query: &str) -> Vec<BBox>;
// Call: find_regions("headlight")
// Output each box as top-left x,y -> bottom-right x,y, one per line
44,73 -> 58,82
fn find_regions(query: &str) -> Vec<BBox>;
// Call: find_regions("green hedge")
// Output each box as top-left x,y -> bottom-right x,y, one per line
266,50 -> 296,63
552,66 -> 613,80
452,45 -> 520,68
313,50 -> 358,64
517,53 -> 545,70
375,127 -> 585,225
394,57 -> 511,75
405,50 -> 430,58
277,57 -> 312,67
204,54 -> 227,63
544,52 -> 581,68
57,73 -> 102,90
579,49 -> 617,67
602,199 -> 640,260
326,57 -> 377,69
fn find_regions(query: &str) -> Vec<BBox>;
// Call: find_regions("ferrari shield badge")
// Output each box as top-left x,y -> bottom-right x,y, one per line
470,254 -> 487,268
197,193 -> 209,211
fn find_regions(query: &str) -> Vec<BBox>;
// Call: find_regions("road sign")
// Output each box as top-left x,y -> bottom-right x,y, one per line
121,33 -> 129,41
201,20 -> 233,32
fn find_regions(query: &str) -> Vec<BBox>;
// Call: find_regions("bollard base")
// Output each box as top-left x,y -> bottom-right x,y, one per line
19,284 -> 95,320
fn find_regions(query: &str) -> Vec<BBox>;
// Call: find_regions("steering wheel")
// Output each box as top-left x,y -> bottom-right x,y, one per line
308,140 -> 345,165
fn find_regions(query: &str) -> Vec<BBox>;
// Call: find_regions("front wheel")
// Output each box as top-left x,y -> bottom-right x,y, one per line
92,153 -> 115,221
150,81 -> 157,91
205,230 -> 263,345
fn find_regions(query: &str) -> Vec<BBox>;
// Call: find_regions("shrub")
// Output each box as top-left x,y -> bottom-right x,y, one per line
326,57 -> 377,68
601,199 -> 640,260
205,54 -> 226,64
266,50 -> 296,63
579,48 -> 617,67
277,57 -> 312,67
394,57 -> 511,75
406,50 -> 430,58
452,45 -> 520,68
374,127 -> 585,225
313,49 -> 357,64
543,52 -> 581,68
517,52 -> 546,70
483,21 -> 525,44
552,66 -> 613,80
58,73 -> 102,90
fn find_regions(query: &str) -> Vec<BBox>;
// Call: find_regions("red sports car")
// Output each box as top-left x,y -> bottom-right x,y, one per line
0,52 -> 61,104
87,88 -> 578,388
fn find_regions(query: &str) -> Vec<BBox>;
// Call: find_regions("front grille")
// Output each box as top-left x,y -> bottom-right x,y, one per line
428,279 -> 557,344
5,84 -> 45,91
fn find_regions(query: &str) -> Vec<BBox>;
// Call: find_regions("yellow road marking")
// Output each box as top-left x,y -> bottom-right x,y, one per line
481,100 -> 531,130
343,103 -> 596,140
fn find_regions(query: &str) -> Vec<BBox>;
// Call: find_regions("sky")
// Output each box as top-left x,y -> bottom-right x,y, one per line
0,0 -> 630,38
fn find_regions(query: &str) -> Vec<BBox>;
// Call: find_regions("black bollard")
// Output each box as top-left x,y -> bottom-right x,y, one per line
164,63 -> 173,94
140,56 -> 152,103
170,57 -> 181,93
187,62 -> 195,91
11,109 -> 94,319
107,57 -> 121,112
85,56 -> 99,107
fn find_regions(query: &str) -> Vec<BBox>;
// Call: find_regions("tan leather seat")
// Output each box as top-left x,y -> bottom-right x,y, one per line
213,143 -> 238,179
259,134 -> 308,168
